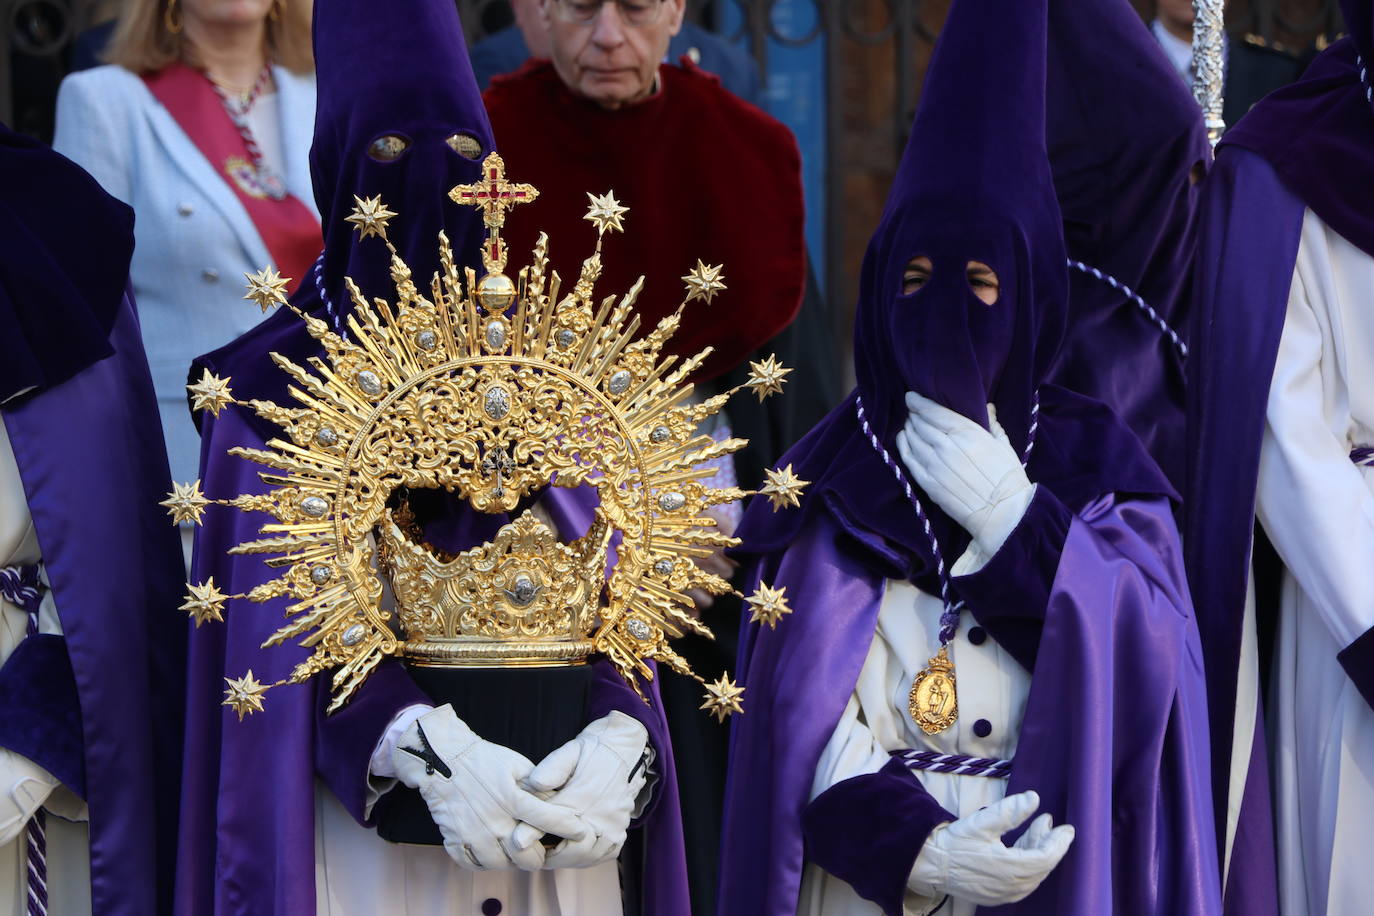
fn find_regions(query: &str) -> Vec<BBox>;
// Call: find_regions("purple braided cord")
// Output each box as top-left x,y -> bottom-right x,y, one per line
0,566 -> 42,617
25,808 -> 46,915
312,253 -> 354,339
855,393 -> 1039,645
1352,446 -> 1374,467
1067,259 -> 1189,360
3,565 -> 48,913
1360,56 -> 1374,119
898,749 -> 1012,779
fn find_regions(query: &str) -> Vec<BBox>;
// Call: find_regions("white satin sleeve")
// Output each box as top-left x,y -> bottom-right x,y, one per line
1257,214 -> 1374,649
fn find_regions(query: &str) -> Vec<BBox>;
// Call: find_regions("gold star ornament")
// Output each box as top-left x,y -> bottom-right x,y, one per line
682,260 -> 727,304
243,266 -> 291,313
182,578 -> 229,627
223,670 -> 269,720
161,480 -> 211,526
346,194 -> 398,240
746,582 -> 793,629
584,191 -> 629,235
745,355 -> 792,402
701,674 -> 745,723
187,369 -> 235,417
760,464 -> 809,511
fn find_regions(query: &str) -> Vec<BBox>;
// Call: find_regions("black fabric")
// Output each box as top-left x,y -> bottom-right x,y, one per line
0,125 -> 132,404
374,664 -> 594,845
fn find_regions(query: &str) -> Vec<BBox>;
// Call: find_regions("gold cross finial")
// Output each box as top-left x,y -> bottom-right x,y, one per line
449,152 -> 538,230
450,152 -> 539,274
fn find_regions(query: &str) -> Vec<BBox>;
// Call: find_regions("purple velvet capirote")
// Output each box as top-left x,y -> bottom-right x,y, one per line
174,0 -> 688,913
0,129 -> 186,915
1046,0 -> 1209,490
719,0 -> 1219,911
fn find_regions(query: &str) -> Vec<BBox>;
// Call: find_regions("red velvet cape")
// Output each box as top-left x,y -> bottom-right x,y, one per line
483,59 -> 806,382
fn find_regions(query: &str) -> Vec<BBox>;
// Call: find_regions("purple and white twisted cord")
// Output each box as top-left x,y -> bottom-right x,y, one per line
1351,446 -> 1374,467
1066,259 -> 1189,360
856,397 -> 959,641
25,809 -> 46,916
855,393 -> 1039,644
898,749 -> 1012,779
1360,56 -> 1374,117
312,255 -> 345,336
0,566 -> 41,616
1,565 -> 47,913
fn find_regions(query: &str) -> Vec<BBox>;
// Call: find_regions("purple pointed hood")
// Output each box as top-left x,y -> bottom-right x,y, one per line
307,0 -> 494,307
193,0 -> 494,415
1221,0 -> 1374,257
733,0 -> 1172,589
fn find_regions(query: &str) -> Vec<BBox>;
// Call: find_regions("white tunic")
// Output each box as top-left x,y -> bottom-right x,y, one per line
799,570 -> 1032,916
0,425 -> 89,915
1257,209 -> 1374,916
312,784 -> 621,915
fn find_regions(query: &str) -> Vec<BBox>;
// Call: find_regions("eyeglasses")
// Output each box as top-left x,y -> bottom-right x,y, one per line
551,0 -> 668,28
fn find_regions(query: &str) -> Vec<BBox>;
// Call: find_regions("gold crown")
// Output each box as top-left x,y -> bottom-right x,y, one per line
165,153 -> 810,720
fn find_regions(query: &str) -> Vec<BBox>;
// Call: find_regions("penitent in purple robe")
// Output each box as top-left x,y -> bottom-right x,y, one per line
719,0 -> 1219,910
1182,2 -> 1374,912
0,125 -> 185,915
172,0 -> 688,912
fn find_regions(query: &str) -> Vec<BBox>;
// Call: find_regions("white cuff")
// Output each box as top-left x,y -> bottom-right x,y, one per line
364,704 -> 432,816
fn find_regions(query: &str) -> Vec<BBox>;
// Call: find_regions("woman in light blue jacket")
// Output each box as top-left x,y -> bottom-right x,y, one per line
54,0 -> 318,498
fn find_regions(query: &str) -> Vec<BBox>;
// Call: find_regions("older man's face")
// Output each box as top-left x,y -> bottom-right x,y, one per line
539,0 -> 687,110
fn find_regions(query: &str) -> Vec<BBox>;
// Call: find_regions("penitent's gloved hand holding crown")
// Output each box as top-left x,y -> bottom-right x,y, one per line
391,704 -> 589,871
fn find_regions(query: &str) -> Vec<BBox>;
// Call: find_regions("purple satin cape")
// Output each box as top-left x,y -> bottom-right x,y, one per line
2,291 -> 186,914
175,401 -> 688,915
1183,147 -> 1305,914
719,492 -> 1220,915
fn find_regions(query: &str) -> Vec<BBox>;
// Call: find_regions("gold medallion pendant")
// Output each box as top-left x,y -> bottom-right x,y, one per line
908,646 -> 958,735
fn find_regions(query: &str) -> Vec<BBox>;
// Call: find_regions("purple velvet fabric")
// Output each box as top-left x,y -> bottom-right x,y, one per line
1183,146 -> 1299,914
1220,0 -> 1374,260
0,635 -> 85,798
0,125 -> 132,404
1046,0 -> 1209,490
2,292 -> 187,915
802,755 -> 954,916
720,493 -> 1221,915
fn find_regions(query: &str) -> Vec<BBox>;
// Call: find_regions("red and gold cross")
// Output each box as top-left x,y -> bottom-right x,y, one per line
449,152 -> 539,231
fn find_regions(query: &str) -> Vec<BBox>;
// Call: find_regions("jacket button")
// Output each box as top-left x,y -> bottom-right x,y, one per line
202,269 -> 220,283
967,626 -> 987,646
177,202 -> 194,216
973,719 -> 992,738
481,900 -> 502,916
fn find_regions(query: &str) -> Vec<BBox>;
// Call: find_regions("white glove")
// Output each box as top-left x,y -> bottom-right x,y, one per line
509,711 -> 650,869
897,393 -> 1036,558
908,790 -> 1075,907
0,748 -> 58,846
391,704 -> 588,871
